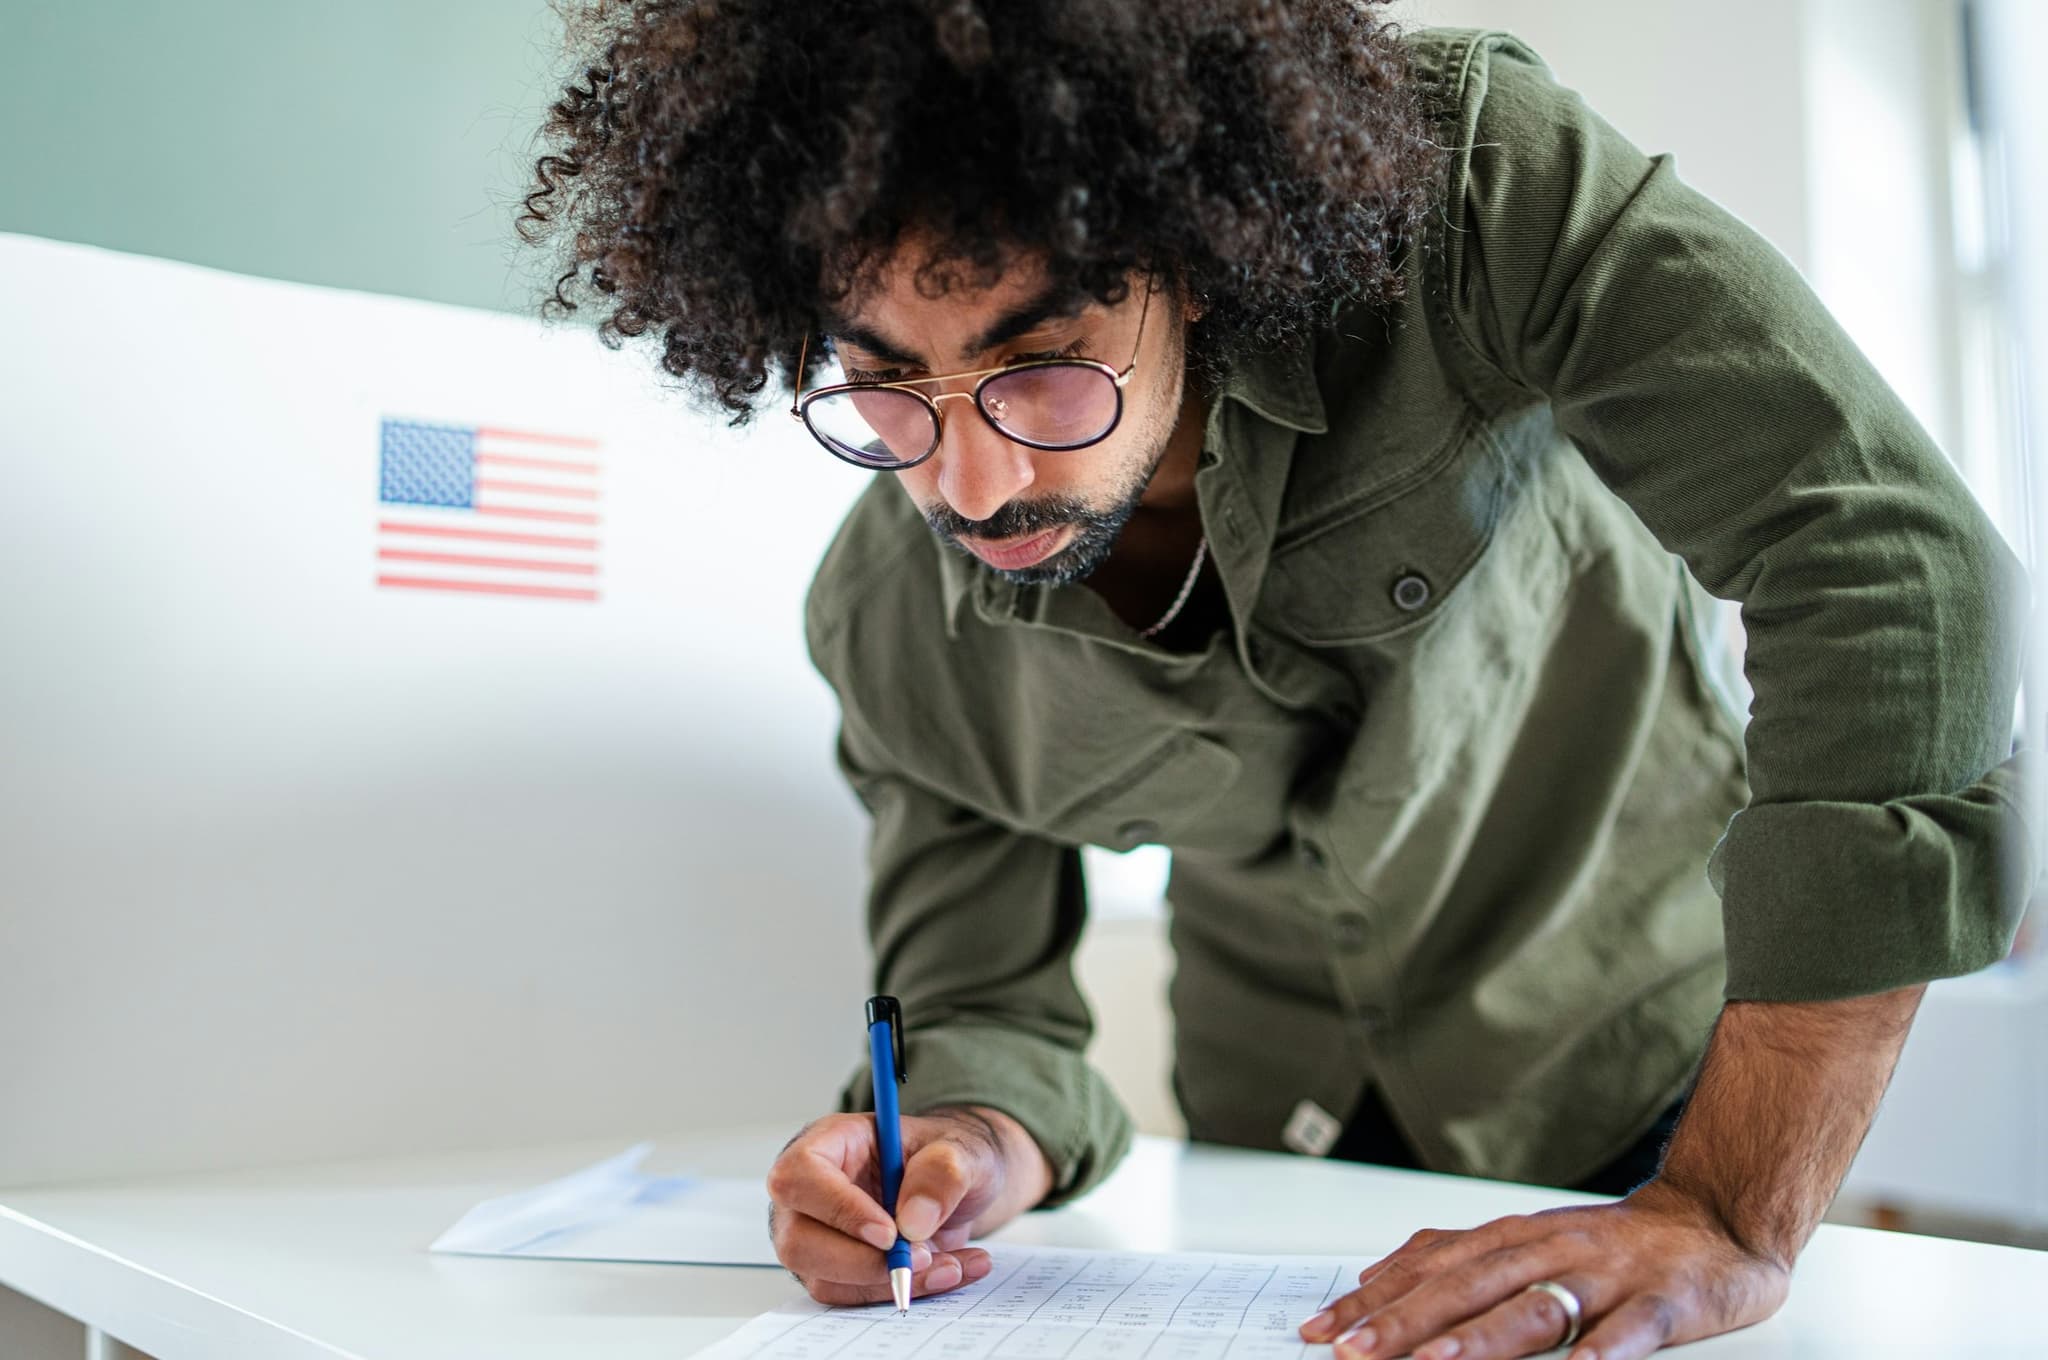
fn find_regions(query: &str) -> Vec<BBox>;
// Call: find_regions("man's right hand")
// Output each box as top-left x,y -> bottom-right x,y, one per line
766,1105 -> 1054,1306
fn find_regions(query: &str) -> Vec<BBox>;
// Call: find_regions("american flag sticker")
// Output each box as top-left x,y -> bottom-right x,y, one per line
376,418 -> 603,603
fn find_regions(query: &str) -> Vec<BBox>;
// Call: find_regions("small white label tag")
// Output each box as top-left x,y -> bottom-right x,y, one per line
1282,1098 -> 1342,1157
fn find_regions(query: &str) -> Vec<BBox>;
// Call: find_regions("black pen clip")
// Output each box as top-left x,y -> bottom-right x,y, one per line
865,994 -> 907,1083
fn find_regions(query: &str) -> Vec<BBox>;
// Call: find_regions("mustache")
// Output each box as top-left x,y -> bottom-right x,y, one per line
922,495 -> 1098,542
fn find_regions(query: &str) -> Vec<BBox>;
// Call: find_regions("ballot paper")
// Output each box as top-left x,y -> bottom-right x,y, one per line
696,1244 -> 1378,1360
430,1144 -> 778,1266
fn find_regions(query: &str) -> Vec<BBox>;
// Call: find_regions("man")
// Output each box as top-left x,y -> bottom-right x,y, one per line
521,4 -> 2032,1357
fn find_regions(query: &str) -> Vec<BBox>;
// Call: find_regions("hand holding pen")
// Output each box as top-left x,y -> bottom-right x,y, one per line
762,1000 -> 1057,1307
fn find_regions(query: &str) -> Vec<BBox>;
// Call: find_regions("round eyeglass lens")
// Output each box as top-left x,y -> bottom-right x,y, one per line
803,386 -> 938,467
978,363 -> 1121,449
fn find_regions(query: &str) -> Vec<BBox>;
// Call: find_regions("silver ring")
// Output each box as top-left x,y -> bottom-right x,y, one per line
1523,1280 -> 1583,1348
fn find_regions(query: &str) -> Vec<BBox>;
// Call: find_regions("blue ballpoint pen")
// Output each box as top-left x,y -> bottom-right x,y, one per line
866,995 -> 915,1314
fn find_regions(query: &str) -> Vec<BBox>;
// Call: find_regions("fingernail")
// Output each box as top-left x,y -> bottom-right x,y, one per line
862,1223 -> 896,1251
928,1255 -> 961,1287
1300,1309 -> 1336,1339
911,1242 -> 933,1270
899,1195 -> 941,1240
1416,1340 -> 1461,1360
965,1255 -> 992,1279
1335,1324 -> 1376,1357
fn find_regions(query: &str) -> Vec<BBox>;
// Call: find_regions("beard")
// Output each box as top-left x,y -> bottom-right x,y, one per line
921,480 -> 1145,586
919,432 -> 1170,587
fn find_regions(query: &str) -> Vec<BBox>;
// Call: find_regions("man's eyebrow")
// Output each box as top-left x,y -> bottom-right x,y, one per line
827,324 -> 925,370
823,285 -> 1089,370
964,287 -> 1088,355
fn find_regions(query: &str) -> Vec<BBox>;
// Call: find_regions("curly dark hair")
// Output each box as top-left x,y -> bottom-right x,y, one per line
518,0 -> 1443,422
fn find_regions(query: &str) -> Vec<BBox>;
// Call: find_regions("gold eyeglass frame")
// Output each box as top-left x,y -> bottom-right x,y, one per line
788,284 -> 1152,471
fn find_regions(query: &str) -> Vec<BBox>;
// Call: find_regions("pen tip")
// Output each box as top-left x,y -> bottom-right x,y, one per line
890,1266 -> 912,1315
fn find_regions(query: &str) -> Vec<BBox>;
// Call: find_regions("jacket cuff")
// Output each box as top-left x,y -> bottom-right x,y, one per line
1711,752 -> 2035,1000
838,1021 -> 1134,1208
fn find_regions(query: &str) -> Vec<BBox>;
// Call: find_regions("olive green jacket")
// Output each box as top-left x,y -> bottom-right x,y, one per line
805,28 -> 2033,1197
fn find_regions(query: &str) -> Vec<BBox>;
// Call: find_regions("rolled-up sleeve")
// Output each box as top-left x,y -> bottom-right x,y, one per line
1434,32 -> 2034,999
827,716 -> 1133,1204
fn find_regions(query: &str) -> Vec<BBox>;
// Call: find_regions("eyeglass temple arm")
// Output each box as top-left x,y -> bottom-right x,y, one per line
789,333 -> 812,419
1116,278 -> 1155,386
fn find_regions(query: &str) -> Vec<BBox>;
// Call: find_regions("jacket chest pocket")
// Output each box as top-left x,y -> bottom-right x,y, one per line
1260,422 -> 1509,646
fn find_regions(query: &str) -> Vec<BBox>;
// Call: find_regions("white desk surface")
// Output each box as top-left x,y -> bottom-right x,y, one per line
1,1128 -> 2042,1359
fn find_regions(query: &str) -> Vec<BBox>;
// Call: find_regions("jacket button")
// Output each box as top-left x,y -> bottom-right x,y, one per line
1116,819 -> 1160,848
1391,573 -> 1431,612
1333,911 -> 1371,950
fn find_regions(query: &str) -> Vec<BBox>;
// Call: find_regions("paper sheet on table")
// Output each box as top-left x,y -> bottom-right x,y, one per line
696,1243 -> 1385,1360
429,1143 -> 778,1267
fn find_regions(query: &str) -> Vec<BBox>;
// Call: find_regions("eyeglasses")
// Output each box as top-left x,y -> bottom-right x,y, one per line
789,286 -> 1152,471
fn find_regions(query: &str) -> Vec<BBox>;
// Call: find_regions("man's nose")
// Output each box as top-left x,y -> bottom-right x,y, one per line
932,396 -> 1035,525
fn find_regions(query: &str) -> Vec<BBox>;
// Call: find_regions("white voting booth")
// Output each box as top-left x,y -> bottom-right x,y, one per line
5,232 -> 2047,1206
0,232 -> 873,1189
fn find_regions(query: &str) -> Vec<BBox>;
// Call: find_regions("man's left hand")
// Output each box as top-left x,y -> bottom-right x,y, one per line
1297,1181 -> 1790,1360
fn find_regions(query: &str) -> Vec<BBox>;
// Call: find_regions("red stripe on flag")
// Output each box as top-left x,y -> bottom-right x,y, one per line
471,504 -> 601,525
378,575 -> 600,603
378,549 -> 599,576
475,452 -> 601,476
474,478 -> 601,501
377,521 -> 598,550
473,426 -> 602,450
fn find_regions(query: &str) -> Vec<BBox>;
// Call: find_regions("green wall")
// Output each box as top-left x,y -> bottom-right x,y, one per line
3,0 -> 566,315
